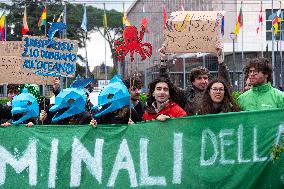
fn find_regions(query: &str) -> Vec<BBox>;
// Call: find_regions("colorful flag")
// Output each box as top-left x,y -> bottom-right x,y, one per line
234,5 -> 243,35
0,14 -> 5,41
163,7 -> 167,29
38,7 -> 46,28
22,7 -> 29,35
256,1 -> 263,34
57,11 -> 64,22
272,10 -> 282,36
221,15 -> 225,36
81,5 -> 87,32
103,11 -> 108,32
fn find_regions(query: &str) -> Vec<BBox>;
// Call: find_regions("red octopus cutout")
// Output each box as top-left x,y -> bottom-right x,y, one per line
115,24 -> 152,62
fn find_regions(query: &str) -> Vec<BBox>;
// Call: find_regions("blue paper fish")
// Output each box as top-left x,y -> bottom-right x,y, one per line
49,88 -> 86,122
92,75 -> 130,117
47,22 -> 66,45
11,88 -> 39,125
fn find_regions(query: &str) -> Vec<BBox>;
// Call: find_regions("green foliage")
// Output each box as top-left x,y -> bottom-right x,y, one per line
271,132 -> 284,161
140,93 -> 148,103
0,98 -> 9,105
0,1 -> 123,48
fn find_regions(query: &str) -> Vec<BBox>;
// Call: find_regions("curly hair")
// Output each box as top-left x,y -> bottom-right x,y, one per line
7,84 -> 19,94
198,78 -> 240,115
244,58 -> 272,82
123,76 -> 143,89
189,66 -> 210,83
147,77 -> 179,106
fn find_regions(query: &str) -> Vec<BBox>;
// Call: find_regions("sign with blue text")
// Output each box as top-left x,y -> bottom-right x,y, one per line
21,36 -> 78,78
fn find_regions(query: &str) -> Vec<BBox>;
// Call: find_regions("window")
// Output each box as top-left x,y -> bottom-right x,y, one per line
266,9 -> 284,40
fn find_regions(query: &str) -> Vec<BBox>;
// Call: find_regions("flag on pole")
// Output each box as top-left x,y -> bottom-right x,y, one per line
221,15 -> 225,36
103,10 -> 108,32
256,1 -> 263,34
38,7 -> 46,28
81,5 -> 87,32
22,7 -> 29,35
272,10 -> 282,36
0,14 -> 5,41
122,13 -> 131,27
234,5 -> 243,35
163,7 -> 167,29
57,11 -> 64,22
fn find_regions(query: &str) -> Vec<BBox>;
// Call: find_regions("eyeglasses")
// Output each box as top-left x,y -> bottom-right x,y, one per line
210,88 -> 225,93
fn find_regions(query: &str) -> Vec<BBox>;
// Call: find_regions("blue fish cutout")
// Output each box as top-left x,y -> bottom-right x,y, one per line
70,75 -> 95,89
92,75 -> 130,117
49,88 -> 87,122
47,22 -> 66,46
12,88 -> 39,125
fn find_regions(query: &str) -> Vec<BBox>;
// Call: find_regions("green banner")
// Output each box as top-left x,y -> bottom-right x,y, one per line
0,109 -> 283,188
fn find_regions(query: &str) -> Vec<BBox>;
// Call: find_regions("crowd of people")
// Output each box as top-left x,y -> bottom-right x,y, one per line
1,43 -> 284,127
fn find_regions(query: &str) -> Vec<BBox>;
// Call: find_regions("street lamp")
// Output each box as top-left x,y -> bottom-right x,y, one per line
230,32 -> 237,90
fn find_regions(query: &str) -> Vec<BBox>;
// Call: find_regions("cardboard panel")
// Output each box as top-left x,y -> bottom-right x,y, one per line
164,11 -> 225,54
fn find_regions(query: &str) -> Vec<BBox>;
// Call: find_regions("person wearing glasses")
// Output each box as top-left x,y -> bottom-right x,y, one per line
237,58 -> 284,111
198,78 -> 240,115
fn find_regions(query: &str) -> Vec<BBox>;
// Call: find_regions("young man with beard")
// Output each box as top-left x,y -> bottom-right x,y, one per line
237,58 -> 284,111
158,42 -> 231,115
142,77 -> 187,121
123,76 -> 145,121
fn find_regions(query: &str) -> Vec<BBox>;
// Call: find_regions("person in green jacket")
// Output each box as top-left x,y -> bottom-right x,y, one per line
237,58 -> 284,111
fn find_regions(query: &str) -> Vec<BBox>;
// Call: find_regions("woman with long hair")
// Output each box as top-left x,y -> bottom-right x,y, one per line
198,78 -> 240,115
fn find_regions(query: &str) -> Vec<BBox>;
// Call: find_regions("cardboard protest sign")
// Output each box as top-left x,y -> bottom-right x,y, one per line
164,11 -> 225,54
21,36 -> 78,78
0,42 -> 53,85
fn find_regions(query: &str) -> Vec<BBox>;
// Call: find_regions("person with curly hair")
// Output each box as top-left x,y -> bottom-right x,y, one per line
237,58 -> 284,111
198,78 -> 240,115
142,77 -> 187,121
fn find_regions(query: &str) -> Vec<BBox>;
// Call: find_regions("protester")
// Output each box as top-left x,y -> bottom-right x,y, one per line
198,78 -> 240,115
123,75 -> 146,121
90,75 -> 139,128
1,84 -> 19,126
40,87 -> 92,125
159,41 -> 231,115
142,77 -> 187,121
237,58 -> 284,111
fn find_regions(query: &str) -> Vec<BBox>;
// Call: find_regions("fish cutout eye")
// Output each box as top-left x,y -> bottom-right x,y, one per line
68,99 -> 75,104
27,101 -> 32,106
107,93 -> 114,99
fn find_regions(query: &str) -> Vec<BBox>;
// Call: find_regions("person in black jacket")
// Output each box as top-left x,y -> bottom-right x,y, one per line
158,41 -> 231,115
123,75 -> 146,122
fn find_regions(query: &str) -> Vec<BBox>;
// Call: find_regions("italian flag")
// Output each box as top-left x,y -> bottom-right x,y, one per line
38,7 -> 46,28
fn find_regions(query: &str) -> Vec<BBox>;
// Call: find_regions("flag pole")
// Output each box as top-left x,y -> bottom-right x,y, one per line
272,0 -> 276,86
241,1 -> 244,89
45,4 -> 47,37
104,3 -> 107,85
4,13 -> 6,42
261,0 -> 263,58
280,0 -> 283,88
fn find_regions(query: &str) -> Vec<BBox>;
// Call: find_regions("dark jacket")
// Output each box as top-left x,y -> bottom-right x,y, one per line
52,111 -> 92,125
0,103 -> 12,123
94,107 -> 139,124
134,101 -> 146,122
159,61 -> 231,115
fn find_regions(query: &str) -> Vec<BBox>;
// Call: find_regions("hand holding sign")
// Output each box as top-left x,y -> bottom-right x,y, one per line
164,11 -> 225,55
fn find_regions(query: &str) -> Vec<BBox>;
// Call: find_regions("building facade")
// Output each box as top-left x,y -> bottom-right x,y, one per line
124,0 -> 284,90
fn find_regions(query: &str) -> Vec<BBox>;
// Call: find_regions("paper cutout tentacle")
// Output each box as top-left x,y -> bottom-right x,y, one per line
115,21 -> 152,62
12,88 -> 39,125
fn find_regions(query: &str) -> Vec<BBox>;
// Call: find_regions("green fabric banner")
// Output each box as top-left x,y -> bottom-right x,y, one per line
0,109 -> 283,188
